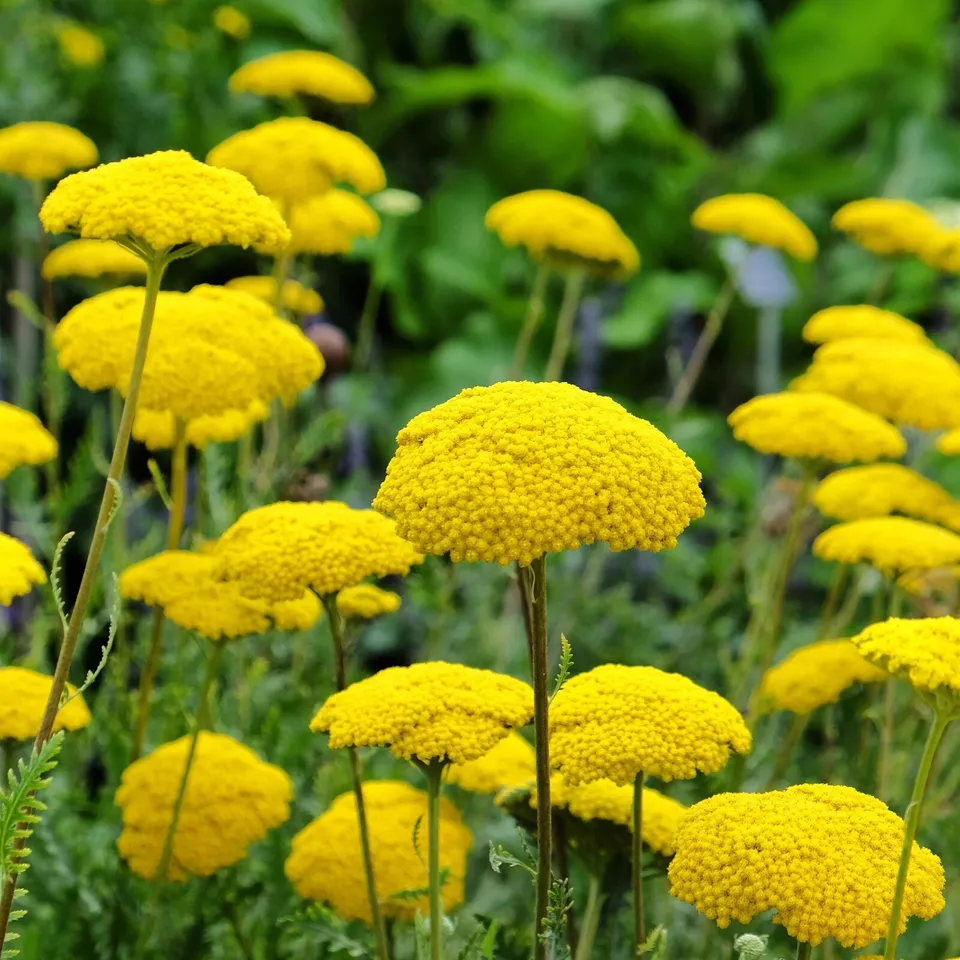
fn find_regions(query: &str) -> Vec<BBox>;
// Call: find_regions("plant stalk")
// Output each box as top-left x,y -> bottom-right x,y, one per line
512,261 -> 550,379
573,873 -> 605,960
424,759 -> 445,960
633,772 -> 645,954
765,712 -> 809,789
877,586 -> 904,801
815,565 -> 849,642
544,269 -> 585,382
796,940 -> 813,960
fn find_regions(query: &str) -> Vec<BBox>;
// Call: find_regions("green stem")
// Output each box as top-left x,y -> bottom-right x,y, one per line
877,585 -> 904,801
796,940 -> 813,960
765,712 -> 809,789
512,261 -> 550,379
424,759 -> 445,960
815,565 -> 849,641
543,269 -> 585,382
516,560 -> 535,678
633,772 -> 645,954
573,873 -> 605,960
354,275 -> 383,374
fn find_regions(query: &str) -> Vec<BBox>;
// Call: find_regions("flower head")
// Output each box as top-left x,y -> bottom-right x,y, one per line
668,784 -> 945,946
0,667 -> 90,741
802,305 -> 928,345
133,402 -> 268,451
281,189 -> 381,255
918,225 -> 960,272
374,381 -> 705,566
813,517 -> 960,573
691,193 -> 817,261
728,391 -> 906,463
311,661 -> 533,764
0,402 -> 58,479
0,533 -> 46,605
486,190 -> 639,276
285,781 -> 472,923
446,731 -> 535,794
224,275 -> 322,314
336,583 -> 401,620
42,239 -> 147,280
937,428 -> 960,456
229,50 -> 374,104
0,122 -> 97,181
213,6 -> 250,39
550,664 -> 750,785
40,150 -> 290,254
115,732 -> 292,880
55,22 -> 105,67
832,198 -> 938,256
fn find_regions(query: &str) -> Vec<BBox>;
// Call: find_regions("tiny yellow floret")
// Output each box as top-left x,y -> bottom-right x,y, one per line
813,517 -> 960,574
802,305 -> 929,345
229,50 -> 374,104
225,275 -> 323,314
0,121 -> 97,181
0,402 -> 58,479
43,239 -> 147,280
0,533 -> 47,605
446,731 -> 536,794
0,667 -> 90,741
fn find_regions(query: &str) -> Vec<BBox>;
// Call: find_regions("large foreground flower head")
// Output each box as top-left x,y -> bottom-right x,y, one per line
336,583 -> 401,620
446,731 -> 536,794
0,402 -> 58,479
282,189 -> 381,256
0,121 -> 97,181
832,198 -> 938,257
40,150 -> 290,255
0,667 -> 91,741
757,640 -> 887,715
727,391 -> 906,463
115,732 -> 292,880
813,518 -> 960,574
42,239 -> 147,280
224,275 -> 323,315
229,50 -> 375,104
213,500 -> 423,602
311,662 -> 533,764
0,533 -> 46,605
133,401 -> 268,451
285,781 -> 472,923
802,305 -> 929,345
550,664 -> 750,785
374,381 -> 705,566
668,784 -> 945,946
691,193 -> 817,261
485,190 -> 639,276
207,118 -> 385,204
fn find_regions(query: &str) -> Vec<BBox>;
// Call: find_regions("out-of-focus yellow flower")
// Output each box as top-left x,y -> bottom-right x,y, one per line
0,667 -> 90,740
374,381 -> 705,566
336,583 -> 401,620
446,731 -> 535,794
224,275 -> 322,314
55,22 -> 105,67
486,190 -> 639,277
134,401 -> 268,451
282,189 -> 381,255
802,305 -> 928,345
918,225 -> 960,272
813,517 -> 960,574
213,6 -> 250,40
669,784 -> 944,946
116,732 -> 292,880
285,781 -> 472,923
229,50 -> 374,104
692,193 -> 817,261
0,122 -> 97,181
898,565 -> 960,600
0,402 -> 58,479
43,239 -> 147,280
832,198 -> 939,257
0,533 -> 46,605
938,428 -> 960,455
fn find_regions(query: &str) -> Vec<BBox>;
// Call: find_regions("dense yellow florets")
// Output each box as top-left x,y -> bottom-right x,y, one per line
374,381 -> 705,566
283,190 -> 381,255
691,193 -> 817,261
336,583 -> 401,620
832,198 -> 938,257
40,150 -> 290,254
285,781 -> 472,923
0,402 -> 58,479
668,784 -> 945,946
229,50 -> 374,104
446,731 -> 536,794
311,661 -> 533,764
213,500 -> 423,602
813,517 -> 960,573
758,640 -> 887,715
213,5 -> 250,39
485,190 -> 639,276
55,22 -> 105,67
728,391 -> 906,463
937,428 -> 960,456
42,239 -> 146,280
0,667 -> 90,741
224,276 -> 323,314
0,122 -> 97,181
550,664 -> 750,785
115,732 -> 292,880
133,401 -> 268,451
0,533 -> 47,605
802,305 -> 928,345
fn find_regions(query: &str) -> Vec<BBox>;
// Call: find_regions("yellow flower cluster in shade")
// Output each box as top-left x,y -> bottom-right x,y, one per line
937,428 -> 960,456
229,50 -> 375,105
207,118 -> 385,204
550,664 -> 750,785
0,533 -> 47,605
285,781 -> 472,923
115,732 -> 292,880
485,190 -> 639,277
0,402 -> 58,479
0,667 -> 90,741
832,198 -> 938,257
53,285 -> 323,420
282,190 -> 381,256
0,121 -> 97,181
40,150 -> 290,254
374,381 -> 705,566
133,401 -> 268,451
668,784 -> 945,946
213,500 -> 423,602
311,661 -> 534,764
802,305 -> 928,345
813,517 -> 960,574
224,276 -> 323,314
336,583 -> 401,620
898,565 -> 960,599
55,21 -> 105,67
691,193 -> 817,261
213,5 -> 250,40
757,640 -> 887,715
726,392 -> 905,464
446,731 -> 536,794
792,339 -> 960,431
42,239 -> 146,280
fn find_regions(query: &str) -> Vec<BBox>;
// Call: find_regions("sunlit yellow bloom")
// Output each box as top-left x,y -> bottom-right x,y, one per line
0,121 -> 97,181
813,517 -> 960,573
42,239 -> 146,280
55,22 -> 105,67
224,275 -> 323,314
213,5 -> 250,39
0,533 -> 46,605
229,50 -> 374,104
802,305 -> 928,345
282,189 -> 381,255
937,427 -> 960,456
0,402 -> 58,479
918,224 -> 960,272
446,731 -> 535,794
336,583 -> 401,620
133,401 -> 268,451
832,198 -> 938,257
0,667 -> 90,741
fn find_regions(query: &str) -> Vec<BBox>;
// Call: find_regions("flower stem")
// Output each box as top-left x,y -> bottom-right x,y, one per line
512,261 -> 550,379
796,940 -> 813,960
544,269 -> 585,382
423,759 -> 445,960
765,712 -> 809,789
815,564 -> 849,642
573,873 -> 605,960
877,586 -> 904,802
354,274 -> 383,374
633,772 -> 645,954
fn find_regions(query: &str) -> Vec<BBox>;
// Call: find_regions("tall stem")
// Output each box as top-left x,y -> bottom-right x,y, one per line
765,712 -> 809,789
424,759 -> 445,960
544,270 -> 585,382
354,275 -> 383,374
512,261 -> 550,379
796,941 -> 813,960
573,873 -> 604,960
632,772 -> 645,953
321,593 -> 389,960
815,565 -> 849,641
516,561 -> 535,677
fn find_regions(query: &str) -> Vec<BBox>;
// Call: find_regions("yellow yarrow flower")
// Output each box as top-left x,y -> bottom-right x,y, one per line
133,401 -> 268,451
550,664 -> 750,785
0,121 -> 97,181
0,533 -> 47,605
757,640 -> 887,715
207,118 -> 385,203
0,667 -> 90,741
446,731 -> 535,794
224,275 -> 323,314
728,391 -> 906,463
668,783 -> 944,946
802,305 -> 929,345
42,239 -> 146,280
813,517 -> 960,574
374,381 -> 705,566
691,193 -> 817,261
115,732 -> 292,880
213,5 -> 250,40
917,224 -> 960,272
282,189 -> 381,256
55,22 -> 105,67
832,198 -> 939,257
213,500 -> 423,603
40,150 -> 290,254
0,402 -> 58,479
486,190 -> 639,277
937,428 -> 960,456
285,781 -> 472,924
311,661 -> 534,764
336,583 -> 401,620
229,50 -> 374,104
897,565 -> 960,600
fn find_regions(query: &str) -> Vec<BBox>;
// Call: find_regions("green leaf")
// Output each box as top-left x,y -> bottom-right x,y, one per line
579,77 -> 687,148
